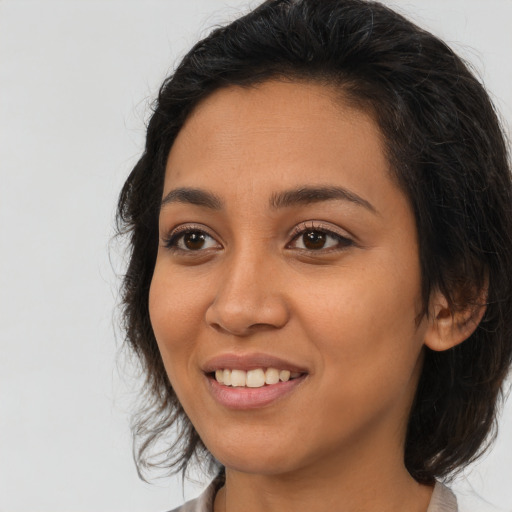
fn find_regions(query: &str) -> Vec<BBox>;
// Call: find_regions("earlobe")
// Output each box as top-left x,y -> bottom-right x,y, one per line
423,291 -> 487,352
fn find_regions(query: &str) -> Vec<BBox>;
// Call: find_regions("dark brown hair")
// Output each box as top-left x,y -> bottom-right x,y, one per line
117,0 -> 512,484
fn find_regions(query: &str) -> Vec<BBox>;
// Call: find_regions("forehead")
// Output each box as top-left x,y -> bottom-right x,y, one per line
164,80 -> 398,216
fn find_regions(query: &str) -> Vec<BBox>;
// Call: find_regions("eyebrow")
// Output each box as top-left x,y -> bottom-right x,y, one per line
269,185 -> 377,213
160,185 -> 376,214
160,187 -> 223,210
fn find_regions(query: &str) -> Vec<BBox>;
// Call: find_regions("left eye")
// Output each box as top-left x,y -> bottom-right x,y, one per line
165,230 -> 219,251
289,229 -> 351,251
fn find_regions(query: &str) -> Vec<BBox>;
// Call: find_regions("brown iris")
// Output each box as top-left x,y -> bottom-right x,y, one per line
303,230 -> 327,250
184,231 -> 206,250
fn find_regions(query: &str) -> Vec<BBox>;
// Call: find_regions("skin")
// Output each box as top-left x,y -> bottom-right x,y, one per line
149,80 -> 456,512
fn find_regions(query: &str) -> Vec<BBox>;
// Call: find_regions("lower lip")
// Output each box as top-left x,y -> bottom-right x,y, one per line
206,374 -> 306,410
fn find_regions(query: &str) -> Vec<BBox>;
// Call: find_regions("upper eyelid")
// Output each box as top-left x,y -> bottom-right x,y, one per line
288,220 -> 353,240
163,223 -> 216,238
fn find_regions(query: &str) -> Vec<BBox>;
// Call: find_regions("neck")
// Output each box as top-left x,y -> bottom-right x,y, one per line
214,437 -> 433,512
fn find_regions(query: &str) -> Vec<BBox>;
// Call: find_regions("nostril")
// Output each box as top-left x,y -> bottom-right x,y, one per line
249,322 -> 275,330
207,320 -> 282,337
208,322 -> 224,334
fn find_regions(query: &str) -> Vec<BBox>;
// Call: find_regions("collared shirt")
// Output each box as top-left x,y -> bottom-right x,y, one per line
168,479 -> 458,512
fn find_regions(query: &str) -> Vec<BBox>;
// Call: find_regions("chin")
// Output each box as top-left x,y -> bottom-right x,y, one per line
205,435 -> 303,476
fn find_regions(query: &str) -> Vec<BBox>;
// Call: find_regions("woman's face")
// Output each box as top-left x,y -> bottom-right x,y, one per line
149,80 -> 429,476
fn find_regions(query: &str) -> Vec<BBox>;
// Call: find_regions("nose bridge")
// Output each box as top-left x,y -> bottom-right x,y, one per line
205,242 -> 289,336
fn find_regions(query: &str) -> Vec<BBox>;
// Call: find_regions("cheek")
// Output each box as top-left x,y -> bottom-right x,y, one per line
148,262 -> 206,383
298,255 -> 425,385
293,274 -> 425,450
149,255 -> 210,330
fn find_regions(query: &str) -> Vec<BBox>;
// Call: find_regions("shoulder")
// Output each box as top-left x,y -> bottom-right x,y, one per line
427,482 -> 458,512
166,476 -> 223,512
428,481 -> 507,512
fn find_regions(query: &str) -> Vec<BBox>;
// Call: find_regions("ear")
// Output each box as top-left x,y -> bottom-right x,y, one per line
423,289 -> 487,352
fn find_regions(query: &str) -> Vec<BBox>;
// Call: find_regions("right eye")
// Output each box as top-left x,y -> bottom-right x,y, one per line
163,228 -> 221,252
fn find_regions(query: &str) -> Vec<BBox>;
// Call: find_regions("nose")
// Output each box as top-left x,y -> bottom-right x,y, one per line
205,251 -> 290,337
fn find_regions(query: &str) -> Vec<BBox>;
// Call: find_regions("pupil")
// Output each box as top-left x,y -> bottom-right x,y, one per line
303,230 -> 326,250
184,232 -> 205,250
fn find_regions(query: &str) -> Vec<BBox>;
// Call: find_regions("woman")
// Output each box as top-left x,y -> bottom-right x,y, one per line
117,1 -> 512,510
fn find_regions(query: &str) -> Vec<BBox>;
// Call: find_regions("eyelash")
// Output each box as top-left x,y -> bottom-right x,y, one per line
162,221 -> 353,254
162,224 -> 219,252
287,221 -> 354,252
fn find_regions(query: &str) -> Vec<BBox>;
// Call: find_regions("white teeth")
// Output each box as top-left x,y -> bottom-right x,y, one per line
223,369 -> 232,386
246,369 -> 266,388
279,370 -> 291,382
214,367 -> 302,387
231,369 -> 246,387
265,368 -> 280,385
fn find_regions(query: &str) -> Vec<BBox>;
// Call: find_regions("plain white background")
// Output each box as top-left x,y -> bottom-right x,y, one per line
1,1 -> 511,511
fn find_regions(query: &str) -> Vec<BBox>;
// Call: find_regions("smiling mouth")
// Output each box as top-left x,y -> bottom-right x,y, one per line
212,368 -> 303,388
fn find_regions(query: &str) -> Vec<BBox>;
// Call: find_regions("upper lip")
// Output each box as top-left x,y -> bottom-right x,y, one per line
202,353 -> 309,374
